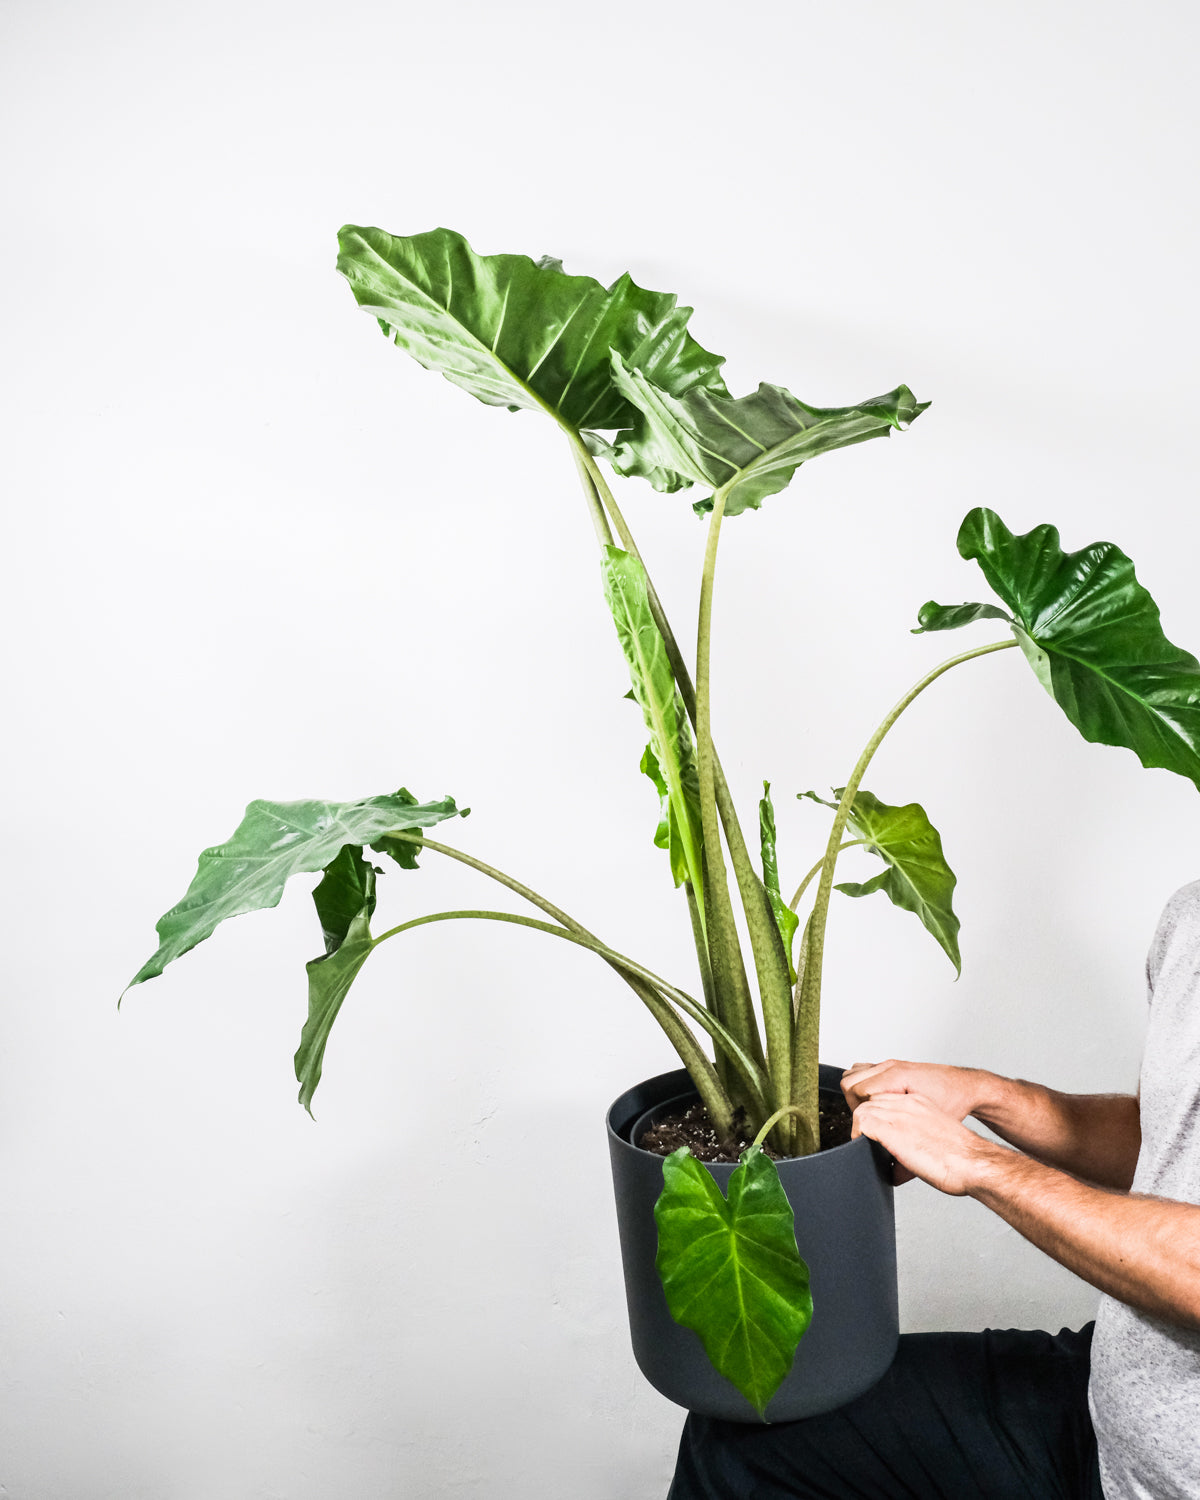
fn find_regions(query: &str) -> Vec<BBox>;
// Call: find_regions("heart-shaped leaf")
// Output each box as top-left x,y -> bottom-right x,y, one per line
654,1146 -> 812,1418
336,226 -> 726,436
126,789 -> 465,990
608,359 -> 928,510
296,903 -> 375,1115
957,509 -> 1200,789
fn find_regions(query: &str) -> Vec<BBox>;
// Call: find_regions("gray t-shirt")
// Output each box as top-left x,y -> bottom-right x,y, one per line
1089,879 -> 1200,1497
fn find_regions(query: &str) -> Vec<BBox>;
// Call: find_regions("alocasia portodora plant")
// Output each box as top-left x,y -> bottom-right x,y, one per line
125,226 -> 1200,1416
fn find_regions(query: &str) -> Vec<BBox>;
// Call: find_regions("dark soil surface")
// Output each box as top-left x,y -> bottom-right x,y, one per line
637,1092 -> 854,1162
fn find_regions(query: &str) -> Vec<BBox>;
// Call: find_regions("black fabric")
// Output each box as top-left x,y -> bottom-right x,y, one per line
668,1324 -> 1103,1500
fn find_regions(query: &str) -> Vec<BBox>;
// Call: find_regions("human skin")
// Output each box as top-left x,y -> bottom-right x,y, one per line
841,1060 -> 1200,1331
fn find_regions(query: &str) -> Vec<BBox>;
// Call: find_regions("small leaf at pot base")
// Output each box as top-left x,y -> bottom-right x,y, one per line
957,508 -> 1200,790
296,905 -> 375,1116
911,600 -> 1012,634
654,1147 -> 812,1418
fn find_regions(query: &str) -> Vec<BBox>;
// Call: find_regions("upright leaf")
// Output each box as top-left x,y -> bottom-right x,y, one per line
125,790 -> 465,990
296,904 -> 375,1116
609,359 -> 928,510
800,788 -> 961,973
603,547 -> 704,898
957,509 -> 1200,789
655,1147 -> 812,1418
336,225 -> 726,436
759,782 -> 799,981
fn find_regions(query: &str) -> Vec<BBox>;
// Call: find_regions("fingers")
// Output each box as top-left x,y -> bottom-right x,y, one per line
849,1094 -> 918,1186
841,1059 -> 900,1108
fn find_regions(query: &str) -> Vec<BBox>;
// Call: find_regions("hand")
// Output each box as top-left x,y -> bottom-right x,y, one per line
842,1059 -> 989,1125
851,1089 -> 998,1196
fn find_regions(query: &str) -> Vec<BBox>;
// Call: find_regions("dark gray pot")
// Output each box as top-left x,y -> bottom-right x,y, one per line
607,1065 -> 898,1422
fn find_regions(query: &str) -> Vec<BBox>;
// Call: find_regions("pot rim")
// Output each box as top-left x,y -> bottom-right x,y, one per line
607,1065 -> 868,1164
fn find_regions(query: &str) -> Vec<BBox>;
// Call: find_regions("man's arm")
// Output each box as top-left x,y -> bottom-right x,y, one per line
848,1089 -> 1200,1330
842,1059 -> 1141,1190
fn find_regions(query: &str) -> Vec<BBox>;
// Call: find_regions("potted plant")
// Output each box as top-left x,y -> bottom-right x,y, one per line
123,225 -> 1200,1423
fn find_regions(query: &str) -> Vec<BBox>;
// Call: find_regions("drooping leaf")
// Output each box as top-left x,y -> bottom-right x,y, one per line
912,600 -> 1012,634
369,786 -> 438,870
126,790 -> 465,990
608,359 -> 928,510
336,225 -> 726,436
958,509 -> 1200,789
759,782 -> 798,981
296,904 -> 375,1116
312,846 -> 378,956
655,1147 -> 812,1418
833,788 -> 960,975
799,787 -> 960,973
603,547 -> 704,896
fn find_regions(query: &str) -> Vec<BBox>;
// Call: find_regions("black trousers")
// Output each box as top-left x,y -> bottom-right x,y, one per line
668,1325 -> 1103,1500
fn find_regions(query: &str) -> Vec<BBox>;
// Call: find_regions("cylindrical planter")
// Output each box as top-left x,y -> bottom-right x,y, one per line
607,1065 -> 898,1422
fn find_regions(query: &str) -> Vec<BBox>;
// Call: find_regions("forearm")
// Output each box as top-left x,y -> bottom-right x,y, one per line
968,1073 -> 1140,1190
970,1143 -> 1200,1328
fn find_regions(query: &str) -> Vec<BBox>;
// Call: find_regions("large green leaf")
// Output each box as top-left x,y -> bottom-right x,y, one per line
759,783 -> 799,982
801,788 -> 960,973
608,360 -> 928,511
336,225 -> 726,435
955,509 -> 1200,789
126,790 -> 465,990
296,904 -> 375,1116
655,1147 -> 812,1418
603,547 -> 704,896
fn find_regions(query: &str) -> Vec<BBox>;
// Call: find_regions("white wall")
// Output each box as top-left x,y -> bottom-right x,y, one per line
3,2 -> 1198,1494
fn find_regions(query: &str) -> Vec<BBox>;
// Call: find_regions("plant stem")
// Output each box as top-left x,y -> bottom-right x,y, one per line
389,832 -> 746,1128
790,637 -> 1019,1118
568,440 -> 773,1090
752,1104 -> 818,1156
576,443 -> 784,1048
787,840 -> 869,912
695,487 -> 767,1083
570,440 -> 615,547
371,907 -> 768,1117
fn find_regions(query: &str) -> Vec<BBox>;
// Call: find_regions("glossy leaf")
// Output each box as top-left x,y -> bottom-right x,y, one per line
655,1147 -> 812,1417
336,225 -> 726,435
126,790 -> 465,990
800,788 -> 960,973
296,904 -> 375,1115
912,600 -> 1011,634
759,783 -> 798,981
312,845 -> 378,955
958,509 -> 1200,789
603,546 -> 704,896
609,360 -> 928,510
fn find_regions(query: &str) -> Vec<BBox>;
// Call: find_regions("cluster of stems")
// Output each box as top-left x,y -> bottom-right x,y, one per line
374,429 -> 1015,1156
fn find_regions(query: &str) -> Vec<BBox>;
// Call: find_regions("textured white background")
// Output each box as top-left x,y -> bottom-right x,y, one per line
3,1 -> 1199,1495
